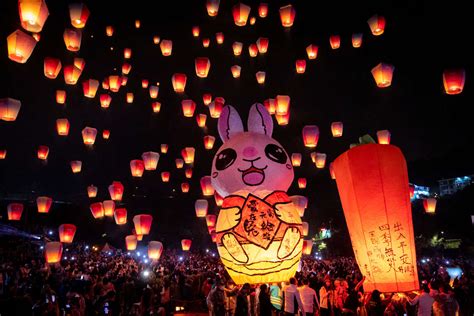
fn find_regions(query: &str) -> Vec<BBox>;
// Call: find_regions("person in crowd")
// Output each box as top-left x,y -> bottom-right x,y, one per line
365,290 -> 384,316
224,279 -> 238,316
298,278 -> 319,316
408,283 -> 435,316
319,277 -> 334,316
259,284 -> 272,316
282,277 -> 303,315
235,283 -> 250,316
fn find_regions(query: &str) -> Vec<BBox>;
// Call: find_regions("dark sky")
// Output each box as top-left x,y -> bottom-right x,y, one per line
0,0 -> 472,248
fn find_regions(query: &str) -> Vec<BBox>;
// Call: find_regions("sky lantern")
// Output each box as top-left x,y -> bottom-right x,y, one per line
275,95 -> 290,115
18,0 -> 49,32
302,125 -> 319,147
63,28 -> 82,51
70,160 -> 82,173
130,160 -> 145,177
377,130 -> 391,144
275,112 -> 290,126
122,63 -> 132,75
161,144 -> 168,154
125,235 -> 137,251
195,57 -> 211,78
73,57 -> 85,71
258,3 -> 268,17
37,145 -> 49,160
232,3 -> 251,26
133,214 -> 153,235
256,71 -> 266,84
302,240 -> 313,255
202,38 -> 210,47
114,208 -> 127,225
371,63 -> 395,88
102,200 -> 115,217
279,4 -> 295,27
367,14 -> 386,36
100,94 -> 112,108
181,239 -> 192,251
181,147 -> 196,164
82,127 -> 97,145
126,93 -> 134,103
36,196 -> 52,213
216,32 -> 224,44
142,151 -> 159,170
291,153 -> 302,167
295,60 -> 306,74
149,85 -> 159,99
108,75 -> 122,92
45,242 -> 62,264
82,79 -> 99,98
90,202 -> 104,219
250,17 -> 256,25
203,93 -> 212,106
305,44 -> 318,60
160,39 -> 173,56
195,199 -> 208,217
213,191 -> 223,207
181,182 -> 190,193
232,41 -> 243,56
329,162 -> 336,180
7,30 -> 37,63
192,25 -> 200,37
148,241 -> 163,260
63,65 -> 82,85
44,57 -> 61,79
108,181 -> 124,201
0,150 -> 6,160
352,33 -> 363,48
231,65 -> 241,78
135,19 -> 141,28
333,144 -> 419,292
206,0 -> 220,16
124,48 -> 132,59
310,152 -> 317,163
56,90 -> 66,104
175,159 -> 184,169
331,122 -> 343,137
185,168 -> 193,179
151,101 -> 161,113
196,114 -> 207,127
58,224 -> 76,243
32,33 -> 40,41
106,25 -> 114,36
102,130 -> 109,139
206,214 -> 217,228
172,73 -> 187,93
443,69 -> 465,95
204,135 -> 216,150
298,177 -> 307,189
248,44 -> 258,57
69,3 -> 89,28
102,78 -> 109,90
7,203 -> 23,220
200,176 -> 214,196
161,171 -> 170,182
263,99 -> 276,115
290,195 -> 308,217
302,222 -> 309,236
142,79 -> 149,88
87,185 -> 97,198
315,153 -> 327,168
121,76 -> 128,86
0,98 -> 21,121
408,185 -> 415,200
330,35 -> 341,49
181,100 -> 196,117
423,198 -> 437,214
56,119 -> 70,136
209,101 -> 223,118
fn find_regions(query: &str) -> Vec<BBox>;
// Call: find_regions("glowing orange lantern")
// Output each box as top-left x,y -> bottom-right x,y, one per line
74,57 -> 85,71
7,203 -> 23,220
37,145 -> 49,160
295,60 -> 306,74
195,199 -> 208,217
126,93 -> 134,104
45,242 -> 62,264
203,93 -> 212,106
18,0 -> 49,32
232,41 -> 243,56
196,114 -> 207,127
256,71 -> 266,84
114,208 -> 127,225
35,196 -> 52,213
44,57 -> 61,79
367,14 -> 386,36
195,57 -> 211,78
125,235 -> 137,250
133,214 -> 153,235
214,191 -> 224,206
279,4 -> 295,27
160,39 -> 172,56
135,19 -> 140,28
0,150 -> 6,159
121,76 -> 128,86
275,95 -> 290,115
206,215 -> 217,228
70,160 -> 82,173
329,162 -> 336,180
63,65 -> 82,85
181,183 -> 190,193
142,79 -> 149,88
149,86 -> 159,99
275,112 -> 290,126
7,30 -> 37,63
352,33 -> 363,48
175,159 -> 184,169
377,130 -> 391,145
69,3 -> 89,28
100,94 -> 112,108
58,224 -> 76,243
108,75 -> 122,92
32,33 -> 40,41
102,200 -> 115,217
90,202 -> 104,219
302,222 -> 309,236
263,99 -> 276,115
315,153 -> 327,168
443,69 -> 465,95
106,25 -> 114,36
298,178 -> 307,189
63,28 -> 82,51
371,63 -> 394,88
181,239 -> 192,251
108,181 -> 124,201
209,101 -> 224,119
302,240 -> 313,255
258,3 -> 268,17
130,160 -> 145,177
142,151 -> 159,170
56,90 -> 66,104
216,32 -> 224,44
204,135 -> 216,150
152,102 -> 161,113
291,153 -> 302,167
161,144 -> 168,154
172,73 -> 187,93
248,44 -> 258,57
82,79 -> 99,98
306,44 -> 318,59
185,168 -> 193,179
102,78 -> 109,89
250,17 -> 256,25
331,122 -> 343,137
423,198 -> 437,214
124,48 -> 132,59
87,185 -> 97,198
290,195 -> 308,217
82,127 -> 97,145
181,147 -> 195,164
181,100 -> 196,117
0,98 -> 21,121
200,176 -> 214,196
330,35 -> 341,49
231,65 -> 241,78
232,3 -> 251,26
161,171 -> 170,182
55,118 -> 70,136
148,241 -> 163,260
192,26 -> 200,37
409,185 -> 415,200
302,125 -> 319,147
310,152 -> 317,163
122,63 -> 132,75
202,38 -> 210,47
206,0 -> 220,16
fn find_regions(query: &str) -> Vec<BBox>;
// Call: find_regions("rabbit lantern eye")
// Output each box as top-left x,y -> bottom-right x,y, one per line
265,144 -> 287,164
215,148 -> 237,170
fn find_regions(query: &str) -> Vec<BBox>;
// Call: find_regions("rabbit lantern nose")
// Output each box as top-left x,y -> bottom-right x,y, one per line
243,146 -> 258,158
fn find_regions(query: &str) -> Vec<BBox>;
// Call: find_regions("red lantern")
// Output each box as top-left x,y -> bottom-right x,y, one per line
275,112 -> 290,126
192,26 -> 200,37
69,3 -> 89,28
367,14 -> 386,36
203,93 -> 212,106
315,153 -> 327,168
214,191 -> 224,207
63,65 -> 82,85
209,100 -> 223,118
329,163 -> 336,180
330,35 -> 341,49
231,65 -> 241,78
44,57 -> 61,79
142,79 -> 149,88
196,114 -> 207,127
7,30 -> 37,63
295,60 -> 306,74
290,195 -> 308,217
90,202 -> 104,219
54,118 -> 69,136
36,196 -> 52,213
181,183 -> 190,193
275,95 -> 290,115
161,144 -> 168,154
74,57 -> 86,71
135,19 -> 141,28
7,203 -> 24,220
376,130 -> 391,145
195,199 -> 208,217
59,224 -> 76,243
148,86 -> 158,98
202,38 -> 210,47
371,63 -> 394,88
206,214 -> 217,227
121,76 -> 128,86
256,71 -> 266,84
45,242 -> 62,264
102,130 -> 110,139
306,44 -> 318,60
291,153 -> 302,167
114,208 -> 127,225
37,145 -> 49,160
103,200 -> 115,217
443,69 -> 465,95
100,94 -> 112,108
82,127 -> 97,145
148,241 -> 163,260
302,222 -> 309,236
175,159 -> 184,169
263,99 -> 276,115
302,125 -> 319,147
215,32 -> 224,45
108,181 -> 124,201
206,0 -> 220,16
181,239 -> 192,251
63,28 -> 82,51
352,33 -> 363,48
0,150 -> 6,159
125,235 -> 137,250
409,185 -> 415,200
181,100 -> 196,117
142,152 -> 160,170
302,240 -> 313,255
87,185 -> 97,198
56,90 -> 66,104
106,26 -> 114,36
32,33 -> 40,41
172,73 -> 187,93
181,147 -> 195,164
160,39 -> 172,56
195,57 -> 211,78
232,3 -> 251,26
130,160 -> 145,177
200,176 -> 214,196
18,0 -> 49,32
152,102 -> 161,113
124,48 -> 132,59
133,214 -> 153,235
258,3 -> 268,18
279,4 -> 295,27
121,63 -> 132,75
204,136 -> 216,150
108,76 -> 122,92
423,198 -> 437,214
232,41 -> 243,56
185,168 -> 193,179
331,122 -> 343,137
83,79 -> 99,98
298,178 -> 307,189
248,44 -> 258,57
161,171 -> 170,182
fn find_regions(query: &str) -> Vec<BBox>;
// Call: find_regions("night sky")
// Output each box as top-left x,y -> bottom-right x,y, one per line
0,0 -> 472,250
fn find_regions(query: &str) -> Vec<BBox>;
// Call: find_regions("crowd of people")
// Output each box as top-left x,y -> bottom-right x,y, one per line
0,238 -> 472,316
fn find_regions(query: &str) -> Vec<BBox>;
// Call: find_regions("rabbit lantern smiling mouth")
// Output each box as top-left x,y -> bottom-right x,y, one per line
211,103 -> 303,284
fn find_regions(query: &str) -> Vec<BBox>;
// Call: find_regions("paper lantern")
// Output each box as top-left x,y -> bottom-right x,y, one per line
59,224 -> 76,243
206,0 -> 220,16
103,130 -> 110,140
133,214 -> 153,235
102,200 -> 115,217
181,182 -> 190,193
161,171 -> 170,182
56,90 -> 66,104
302,240 -> 313,255
352,33 -> 363,48
302,222 -> 309,236
32,33 -> 40,41
409,185 -> 415,200
18,0 -> 49,32
371,63 -> 394,88
82,79 -> 99,98
423,198 -> 437,214
181,100 -> 196,117
108,75 -> 122,92
44,57 -> 61,79
161,144 -> 168,154
204,135 -> 216,150
135,19 -> 141,28
195,199 -> 208,217
203,93 -> 212,106
214,191 -> 224,206
290,195 -> 308,217
367,14 -> 386,36
108,181 -> 124,201
216,32 -> 224,44
142,79 -> 149,88
232,3 -> 251,26
195,57 -> 211,78
0,98 -> 21,121
192,26 -> 200,37
90,202 -> 104,219
209,100 -> 224,118
82,127 -> 97,145
253,71 -> 265,85
172,73 -> 187,93
443,69 -> 465,95
175,159 -> 184,169
202,38 -> 210,47
279,4 -> 295,27
377,130 -> 391,145
200,176 -> 214,196
310,152 -> 317,163
181,147 -> 195,164
206,215 -> 217,228
298,178 -> 307,189
258,3 -> 268,18
248,44 -> 258,57
73,57 -> 85,71
63,65 -> 82,85
295,60 -> 306,74
7,30 -> 37,63
114,208 -> 127,225
99,94 -> 111,108
124,92 -> 134,104
121,76 -> 128,86
329,163 -> 336,180
151,102 -> 161,113
302,125 -> 319,147
124,48 -> 132,59
232,41 -> 243,56
263,99 -> 276,115
181,239 -> 192,251
331,122 -> 343,137
231,65 -> 242,78
328,35 -> 341,50
333,143 -> 419,292
142,151 -> 159,170
275,95 -> 290,115
106,26 -> 114,36
148,241 -> 163,260
121,63 -> 132,75
7,203 -> 23,220
125,235 -> 137,250
160,39 -> 172,56
196,114 -> 207,127
63,28 -> 82,51
0,150 -> 6,159
129,160 -> 144,177
69,3 -> 89,28
185,168 -> 193,179
315,153 -> 327,168
306,44 -> 318,60
275,112 -> 290,126
36,196 -> 52,213
37,145 -> 49,160
291,153 -> 302,167
87,185 -> 97,198
45,242 -> 62,264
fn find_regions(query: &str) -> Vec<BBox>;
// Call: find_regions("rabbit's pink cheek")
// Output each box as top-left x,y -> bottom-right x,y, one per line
212,172 -> 218,178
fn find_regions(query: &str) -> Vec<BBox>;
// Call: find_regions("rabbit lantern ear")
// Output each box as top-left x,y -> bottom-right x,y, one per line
247,103 -> 273,137
218,105 -> 244,142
